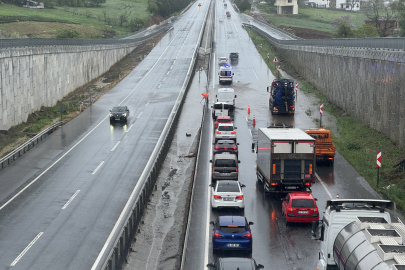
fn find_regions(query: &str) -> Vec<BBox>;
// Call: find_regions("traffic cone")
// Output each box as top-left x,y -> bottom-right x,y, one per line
252,116 -> 256,126
336,193 -> 339,199
248,106 -> 251,114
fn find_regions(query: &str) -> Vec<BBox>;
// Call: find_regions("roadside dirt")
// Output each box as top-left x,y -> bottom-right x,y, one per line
0,32 -> 166,159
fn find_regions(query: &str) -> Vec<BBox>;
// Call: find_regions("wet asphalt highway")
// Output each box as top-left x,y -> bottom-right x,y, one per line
184,1 -> 386,269
0,3 -> 210,269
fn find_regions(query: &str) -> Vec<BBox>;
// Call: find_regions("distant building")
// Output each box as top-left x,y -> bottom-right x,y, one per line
365,18 -> 399,36
21,0 -> 44,8
305,0 -> 330,8
335,0 -> 360,10
274,0 -> 298,14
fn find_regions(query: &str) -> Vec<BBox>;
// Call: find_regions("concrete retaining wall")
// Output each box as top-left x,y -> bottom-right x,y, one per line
0,42 -> 138,130
276,45 -> 405,148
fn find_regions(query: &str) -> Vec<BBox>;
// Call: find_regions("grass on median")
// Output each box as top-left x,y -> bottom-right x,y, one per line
246,28 -> 405,211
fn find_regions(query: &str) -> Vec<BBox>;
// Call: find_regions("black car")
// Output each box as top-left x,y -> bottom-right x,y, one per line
207,257 -> 264,270
109,106 -> 129,123
213,140 -> 239,156
229,53 -> 239,60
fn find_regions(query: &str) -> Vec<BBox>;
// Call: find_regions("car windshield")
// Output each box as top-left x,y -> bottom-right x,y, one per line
218,118 -> 231,123
217,182 -> 239,192
218,125 -> 234,131
215,159 -> 236,167
112,107 -> 125,112
219,226 -> 245,234
291,199 -> 315,208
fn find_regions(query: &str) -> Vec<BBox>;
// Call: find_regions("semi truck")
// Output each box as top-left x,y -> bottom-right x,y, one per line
305,128 -> 336,165
267,78 -> 295,115
256,127 -> 316,194
311,199 -> 405,270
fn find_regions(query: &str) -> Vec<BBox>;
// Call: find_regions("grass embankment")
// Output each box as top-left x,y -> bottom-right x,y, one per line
254,4 -> 367,34
248,29 -> 405,210
0,0 -> 150,38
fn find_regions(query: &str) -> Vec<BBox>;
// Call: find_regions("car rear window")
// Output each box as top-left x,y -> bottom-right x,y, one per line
217,182 -> 239,192
291,199 -> 315,208
217,142 -> 235,147
219,226 -> 245,234
214,104 -> 229,110
218,118 -> 231,123
218,125 -> 234,131
215,159 -> 236,167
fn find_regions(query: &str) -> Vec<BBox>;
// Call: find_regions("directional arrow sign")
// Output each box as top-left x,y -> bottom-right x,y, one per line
267,53 -> 269,59
272,56 -> 279,63
377,151 -> 381,168
260,43 -> 262,48
320,103 -> 323,114
277,65 -> 281,71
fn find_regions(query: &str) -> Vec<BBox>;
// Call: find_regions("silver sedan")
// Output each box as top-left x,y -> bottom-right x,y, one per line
210,180 -> 245,209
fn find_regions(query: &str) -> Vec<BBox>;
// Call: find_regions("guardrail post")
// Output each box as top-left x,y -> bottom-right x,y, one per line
114,247 -> 119,268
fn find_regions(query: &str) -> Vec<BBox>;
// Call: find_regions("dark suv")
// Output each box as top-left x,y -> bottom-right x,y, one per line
109,106 -> 129,123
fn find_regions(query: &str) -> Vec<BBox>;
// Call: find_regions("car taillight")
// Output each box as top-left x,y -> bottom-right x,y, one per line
231,131 -> 236,134
216,131 -> 221,134
215,146 -> 219,150
242,232 -> 251,239
232,146 -> 237,150
214,195 -> 222,199
314,207 -> 318,212
214,232 -> 224,238
235,195 -> 243,200
212,165 -> 215,172
224,147 -> 228,149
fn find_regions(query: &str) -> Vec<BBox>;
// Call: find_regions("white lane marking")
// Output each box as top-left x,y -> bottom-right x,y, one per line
170,65 -> 173,69
111,141 -> 121,152
245,116 -> 248,121
11,232 -> 43,266
204,113 -> 213,267
0,114 -> 109,211
126,124 -> 134,132
92,161 -> 104,175
252,68 -> 258,79
158,84 -> 162,89
249,129 -> 252,137
316,172 -> 333,199
137,112 -> 143,119
163,77 -> 166,81
153,92 -> 156,96
145,101 -> 150,107
62,190 -> 80,209
167,71 -> 170,75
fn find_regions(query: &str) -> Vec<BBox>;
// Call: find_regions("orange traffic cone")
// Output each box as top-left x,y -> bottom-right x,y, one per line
252,116 -> 256,126
336,193 -> 339,199
248,106 -> 251,114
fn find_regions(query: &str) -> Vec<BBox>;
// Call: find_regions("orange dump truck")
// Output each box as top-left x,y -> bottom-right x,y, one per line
305,129 -> 336,165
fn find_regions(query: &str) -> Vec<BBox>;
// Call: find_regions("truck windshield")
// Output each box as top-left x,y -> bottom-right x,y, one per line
284,160 -> 301,179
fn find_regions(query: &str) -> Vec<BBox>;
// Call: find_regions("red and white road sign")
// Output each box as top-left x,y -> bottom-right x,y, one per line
377,151 -> 381,168
267,53 -> 269,59
272,56 -> 279,63
260,43 -> 262,48
295,82 -> 298,89
320,103 -> 323,114
277,65 -> 281,71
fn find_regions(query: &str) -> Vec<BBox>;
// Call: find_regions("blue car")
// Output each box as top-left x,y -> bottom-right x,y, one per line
210,216 -> 254,254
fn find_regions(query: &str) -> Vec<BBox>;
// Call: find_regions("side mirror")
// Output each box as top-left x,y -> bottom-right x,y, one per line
251,142 -> 255,152
209,221 -> 215,225
238,160 -> 241,163
257,264 -> 264,269
234,127 -> 237,129
232,73 -> 235,75
235,95 -> 237,98
241,184 -> 246,188
209,184 -> 213,187
218,73 -> 219,75
237,143 -> 240,145
315,198 -> 318,201
267,86 -> 270,92
206,263 -> 216,268
211,106 -> 213,108
209,160 -> 212,163
216,95 -> 217,98
109,110 -> 111,112
248,221 -> 254,225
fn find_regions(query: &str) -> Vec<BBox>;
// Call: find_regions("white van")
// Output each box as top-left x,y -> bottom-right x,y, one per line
218,65 -> 234,84
215,88 -> 236,112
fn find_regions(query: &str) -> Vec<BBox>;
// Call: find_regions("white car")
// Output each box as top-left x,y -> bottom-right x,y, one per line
211,180 -> 245,209
215,123 -> 237,142
218,57 -> 228,66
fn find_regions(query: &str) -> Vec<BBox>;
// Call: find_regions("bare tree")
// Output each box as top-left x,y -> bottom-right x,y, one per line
345,0 -> 359,11
366,0 -> 395,37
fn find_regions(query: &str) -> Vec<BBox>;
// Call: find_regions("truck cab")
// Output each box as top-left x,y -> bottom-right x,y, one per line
218,65 -> 234,85
305,128 -> 336,165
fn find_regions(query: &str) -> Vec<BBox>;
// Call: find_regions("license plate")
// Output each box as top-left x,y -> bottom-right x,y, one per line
227,243 -> 239,247
220,173 -> 230,176
223,197 -> 233,201
298,211 -> 308,214
115,118 -> 120,120
222,136 -> 229,138
286,186 -> 297,189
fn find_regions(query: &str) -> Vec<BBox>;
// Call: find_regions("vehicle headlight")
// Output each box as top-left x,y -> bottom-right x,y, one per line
109,113 -> 113,117
122,113 -> 127,117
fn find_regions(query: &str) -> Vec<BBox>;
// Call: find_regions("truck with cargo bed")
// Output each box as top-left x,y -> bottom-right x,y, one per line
311,199 -> 405,270
256,127 -> 316,194
305,128 -> 336,165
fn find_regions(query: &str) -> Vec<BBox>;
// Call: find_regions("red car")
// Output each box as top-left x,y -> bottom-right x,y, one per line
281,192 -> 319,225
214,116 -> 232,129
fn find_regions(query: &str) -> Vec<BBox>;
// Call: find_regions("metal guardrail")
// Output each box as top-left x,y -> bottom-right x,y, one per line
0,24 -> 171,48
0,121 -> 64,171
242,23 -> 405,50
92,2 -> 213,270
